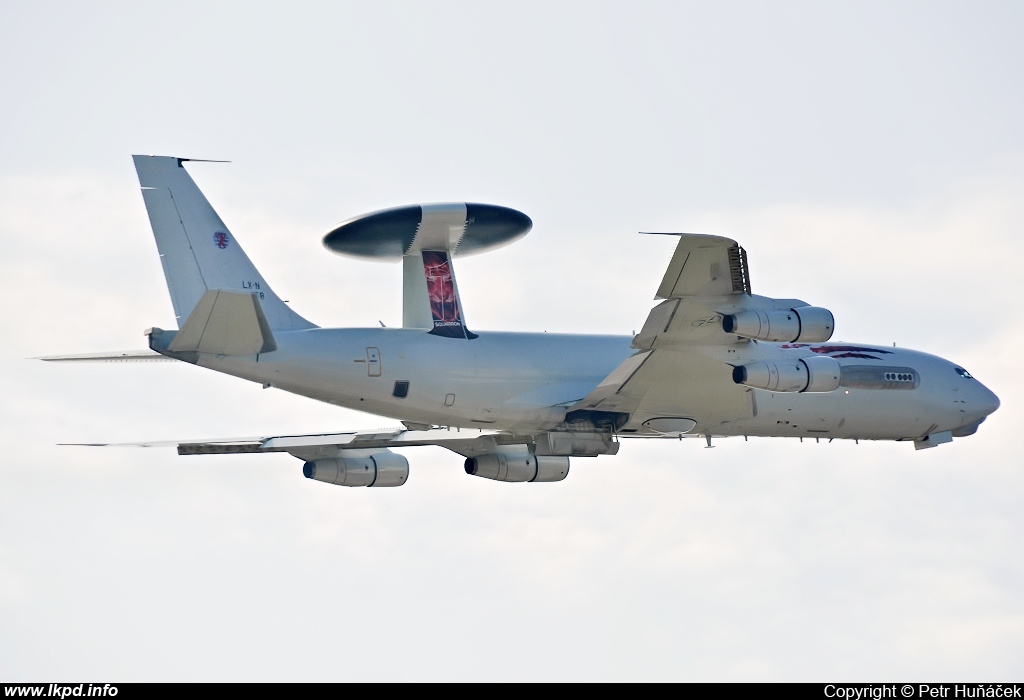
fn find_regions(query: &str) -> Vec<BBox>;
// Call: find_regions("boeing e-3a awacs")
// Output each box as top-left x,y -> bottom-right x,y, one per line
44,156 -> 1000,487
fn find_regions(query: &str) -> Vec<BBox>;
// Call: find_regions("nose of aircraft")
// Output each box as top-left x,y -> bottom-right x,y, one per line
950,374 -> 1000,437
977,383 -> 1001,417
964,381 -> 1000,425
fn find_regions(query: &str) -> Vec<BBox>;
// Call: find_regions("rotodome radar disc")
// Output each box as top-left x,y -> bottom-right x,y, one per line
322,203 -> 532,260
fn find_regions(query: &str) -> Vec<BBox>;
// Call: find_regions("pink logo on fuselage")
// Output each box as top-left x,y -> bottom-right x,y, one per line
781,343 -> 893,360
422,251 -> 460,323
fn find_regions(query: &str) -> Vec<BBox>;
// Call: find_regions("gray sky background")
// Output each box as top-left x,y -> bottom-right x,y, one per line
1,1 -> 1022,681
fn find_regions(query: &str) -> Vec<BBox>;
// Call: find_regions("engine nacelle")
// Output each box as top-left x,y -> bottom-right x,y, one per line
303,451 -> 409,487
722,306 -> 834,343
733,355 -> 841,393
464,453 -> 570,483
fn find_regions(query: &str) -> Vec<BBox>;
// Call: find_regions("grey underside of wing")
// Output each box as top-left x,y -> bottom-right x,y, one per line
68,428 -> 530,462
570,347 -> 755,425
200,429 -> 525,461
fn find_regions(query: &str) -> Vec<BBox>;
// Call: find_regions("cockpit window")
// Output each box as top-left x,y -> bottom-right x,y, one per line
954,366 -> 973,379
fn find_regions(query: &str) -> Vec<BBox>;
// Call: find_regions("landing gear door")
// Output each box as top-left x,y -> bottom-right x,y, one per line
366,347 -> 381,377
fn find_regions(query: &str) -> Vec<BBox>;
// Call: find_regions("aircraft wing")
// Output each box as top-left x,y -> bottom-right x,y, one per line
568,233 -> 800,431
631,233 -> 747,350
64,426 -> 524,462
630,233 -> 810,350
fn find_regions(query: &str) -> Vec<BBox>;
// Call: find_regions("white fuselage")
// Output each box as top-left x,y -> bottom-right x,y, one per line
192,328 -> 999,443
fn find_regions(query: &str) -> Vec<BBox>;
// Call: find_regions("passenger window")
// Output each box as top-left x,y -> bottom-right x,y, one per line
392,381 -> 410,398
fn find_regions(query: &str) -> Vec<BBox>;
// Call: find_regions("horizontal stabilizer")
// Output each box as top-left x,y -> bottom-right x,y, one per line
167,289 -> 276,355
36,351 -> 175,363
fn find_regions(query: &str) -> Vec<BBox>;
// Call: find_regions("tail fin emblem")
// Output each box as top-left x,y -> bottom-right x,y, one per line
213,231 -> 230,249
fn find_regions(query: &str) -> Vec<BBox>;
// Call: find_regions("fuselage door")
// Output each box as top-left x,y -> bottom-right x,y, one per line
366,347 -> 381,377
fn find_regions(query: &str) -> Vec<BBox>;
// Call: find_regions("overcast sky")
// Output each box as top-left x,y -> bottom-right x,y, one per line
1,1 -> 1022,681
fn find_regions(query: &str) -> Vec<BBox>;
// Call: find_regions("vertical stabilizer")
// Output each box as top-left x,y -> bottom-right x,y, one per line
133,155 -> 315,330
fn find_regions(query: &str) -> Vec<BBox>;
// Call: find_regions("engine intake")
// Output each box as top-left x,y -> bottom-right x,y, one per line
464,453 -> 570,483
303,451 -> 409,487
732,355 -> 841,393
722,306 -> 834,343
